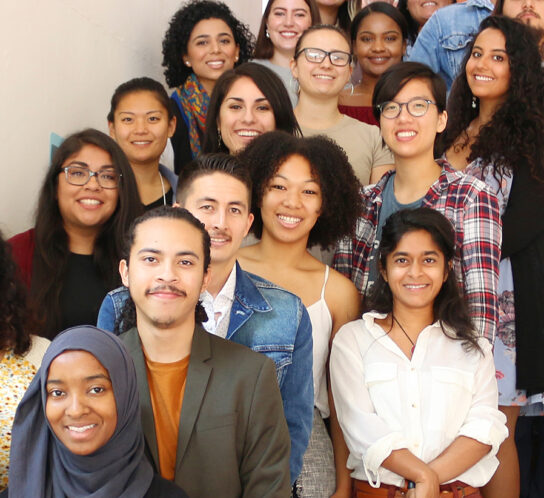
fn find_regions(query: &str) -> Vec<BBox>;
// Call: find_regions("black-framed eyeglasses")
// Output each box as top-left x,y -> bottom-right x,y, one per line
62,165 -> 121,189
295,47 -> 352,67
376,98 -> 437,119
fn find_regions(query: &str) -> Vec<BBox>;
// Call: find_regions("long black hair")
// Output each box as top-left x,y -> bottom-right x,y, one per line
202,62 -> 301,154
32,129 -> 143,338
366,208 -> 481,352
437,16 -> 544,182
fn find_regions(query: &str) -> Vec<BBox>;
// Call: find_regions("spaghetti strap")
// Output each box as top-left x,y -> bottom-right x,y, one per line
320,265 -> 330,300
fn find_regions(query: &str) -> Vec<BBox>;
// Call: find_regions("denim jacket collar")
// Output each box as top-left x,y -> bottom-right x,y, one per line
232,261 -> 272,312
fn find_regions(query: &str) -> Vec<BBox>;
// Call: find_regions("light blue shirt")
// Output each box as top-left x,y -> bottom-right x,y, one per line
408,0 -> 494,90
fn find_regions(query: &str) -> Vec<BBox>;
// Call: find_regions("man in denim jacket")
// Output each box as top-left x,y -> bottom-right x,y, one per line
409,0 -> 495,90
97,154 -> 313,484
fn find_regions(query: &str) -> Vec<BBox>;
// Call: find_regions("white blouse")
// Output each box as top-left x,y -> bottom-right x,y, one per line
330,312 -> 507,488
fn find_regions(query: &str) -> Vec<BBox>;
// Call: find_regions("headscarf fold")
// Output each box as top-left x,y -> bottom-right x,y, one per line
8,325 -> 153,498
173,73 -> 210,158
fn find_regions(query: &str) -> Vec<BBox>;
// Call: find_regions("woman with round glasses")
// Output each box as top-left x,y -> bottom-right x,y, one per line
291,25 -> 394,185
333,62 -> 501,346
437,16 -> 544,497
8,129 -> 143,339
253,0 -> 321,106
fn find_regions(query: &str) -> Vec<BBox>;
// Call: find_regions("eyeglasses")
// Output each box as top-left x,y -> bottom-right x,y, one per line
376,98 -> 437,119
62,165 -> 121,189
295,47 -> 352,67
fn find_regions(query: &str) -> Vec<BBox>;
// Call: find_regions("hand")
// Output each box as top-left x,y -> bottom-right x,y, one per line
414,469 -> 440,498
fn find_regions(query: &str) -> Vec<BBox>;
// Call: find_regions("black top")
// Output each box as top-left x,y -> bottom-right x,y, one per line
0,474 -> 189,498
59,253 -> 108,330
145,188 -> 174,211
170,96 -> 196,175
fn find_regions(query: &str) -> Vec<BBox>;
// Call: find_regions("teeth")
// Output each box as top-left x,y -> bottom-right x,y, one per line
237,130 -> 260,137
474,75 -> 493,81
371,57 -> 388,62
68,424 -> 96,433
207,61 -> 224,68
210,237 -> 228,243
79,199 -> 101,205
132,141 -> 151,145
314,74 -> 333,80
281,31 -> 297,37
422,1 -> 436,6
397,131 -> 416,138
278,215 -> 301,224
405,284 -> 427,289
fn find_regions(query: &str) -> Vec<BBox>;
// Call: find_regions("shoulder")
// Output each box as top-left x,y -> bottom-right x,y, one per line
22,335 -> 51,368
145,473 -> 189,498
244,270 -> 303,303
326,269 -> 360,312
8,228 -> 35,252
438,164 -> 497,202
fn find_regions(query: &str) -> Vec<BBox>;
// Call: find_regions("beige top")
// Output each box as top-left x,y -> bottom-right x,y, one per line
0,335 -> 50,490
300,115 -> 393,185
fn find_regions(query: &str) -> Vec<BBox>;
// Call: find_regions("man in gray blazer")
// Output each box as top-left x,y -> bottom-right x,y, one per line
117,205 -> 291,498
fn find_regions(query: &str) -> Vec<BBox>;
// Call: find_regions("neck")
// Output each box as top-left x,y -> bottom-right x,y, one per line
477,98 -> 502,127
131,162 -> 167,205
137,316 -> 195,362
393,155 -> 441,204
391,303 -> 434,337
206,259 -> 236,298
319,5 -> 340,25
258,229 -> 310,267
295,92 -> 343,129
65,225 -> 99,254
270,49 -> 293,68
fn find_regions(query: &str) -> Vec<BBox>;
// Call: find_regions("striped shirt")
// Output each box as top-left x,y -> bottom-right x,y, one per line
333,161 -> 501,342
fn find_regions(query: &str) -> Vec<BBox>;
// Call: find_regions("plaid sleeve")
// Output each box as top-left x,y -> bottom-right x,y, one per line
334,235 -> 354,282
461,186 -> 501,343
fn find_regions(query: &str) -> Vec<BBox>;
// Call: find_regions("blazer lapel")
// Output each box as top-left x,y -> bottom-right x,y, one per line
175,326 -> 212,470
120,328 -> 160,471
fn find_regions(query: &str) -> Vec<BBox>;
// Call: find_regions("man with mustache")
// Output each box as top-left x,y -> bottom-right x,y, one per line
495,0 -> 544,35
116,205 -> 291,497
97,153 -> 313,486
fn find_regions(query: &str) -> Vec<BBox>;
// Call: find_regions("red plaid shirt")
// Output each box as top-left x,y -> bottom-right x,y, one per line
333,161 -> 501,342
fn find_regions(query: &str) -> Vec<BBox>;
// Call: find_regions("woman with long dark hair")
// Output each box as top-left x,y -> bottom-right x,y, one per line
331,207 -> 507,498
254,0 -> 321,105
9,129 -> 143,339
162,0 -> 254,173
438,16 -> 544,498
202,62 -> 300,155
238,131 -> 362,497
0,233 -> 49,491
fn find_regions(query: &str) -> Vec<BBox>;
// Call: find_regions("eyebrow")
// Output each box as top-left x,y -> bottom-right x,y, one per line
47,374 -> 111,385
472,45 -> 507,53
360,30 -> 400,35
137,248 -> 200,259
192,33 -> 233,41
392,250 -> 440,257
67,161 -> 115,170
225,97 -> 269,103
272,7 -> 309,11
118,110 -> 163,115
274,173 -> 319,184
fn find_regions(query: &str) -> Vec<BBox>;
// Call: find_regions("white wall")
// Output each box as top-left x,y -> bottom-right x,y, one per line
0,0 -> 261,236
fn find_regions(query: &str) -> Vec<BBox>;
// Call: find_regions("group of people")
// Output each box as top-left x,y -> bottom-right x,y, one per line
1,0 -> 543,497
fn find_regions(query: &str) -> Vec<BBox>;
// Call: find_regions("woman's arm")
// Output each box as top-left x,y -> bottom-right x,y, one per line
327,273 -> 361,497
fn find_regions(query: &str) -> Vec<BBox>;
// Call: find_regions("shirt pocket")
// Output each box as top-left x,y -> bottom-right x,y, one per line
440,33 -> 473,78
428,366 -> 474,435
365,362 -> 401,419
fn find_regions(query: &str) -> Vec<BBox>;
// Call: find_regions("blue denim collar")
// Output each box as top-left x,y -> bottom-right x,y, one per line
233,261 -> 272,312
465,0 -> 494,9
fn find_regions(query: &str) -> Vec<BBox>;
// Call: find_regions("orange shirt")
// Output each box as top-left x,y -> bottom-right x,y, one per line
145,354 -> 190,480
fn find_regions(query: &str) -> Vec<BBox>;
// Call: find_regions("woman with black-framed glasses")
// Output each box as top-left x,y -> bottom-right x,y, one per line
291,24 -> 394,185
8,129 -> 143,339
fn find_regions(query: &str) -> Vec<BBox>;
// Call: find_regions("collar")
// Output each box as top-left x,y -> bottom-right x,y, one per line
233,261 -> 273,312
465,0 -> 494,10
200,264 -> 237,308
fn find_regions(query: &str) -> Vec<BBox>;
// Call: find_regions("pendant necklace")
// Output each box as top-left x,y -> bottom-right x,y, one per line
392,314 -> 416,355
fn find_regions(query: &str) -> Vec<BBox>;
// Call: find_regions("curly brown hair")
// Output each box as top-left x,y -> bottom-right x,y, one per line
239,130 -> 363,249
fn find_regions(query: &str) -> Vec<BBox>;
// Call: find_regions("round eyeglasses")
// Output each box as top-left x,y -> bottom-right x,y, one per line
62,165 -> 121,189
376,98 -> 438,119
295,47 -> 352,67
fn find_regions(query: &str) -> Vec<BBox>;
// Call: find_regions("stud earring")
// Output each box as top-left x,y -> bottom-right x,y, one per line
185,60 -> 191,67
290,76 -> 300,95
266,29 -> 270,38
471,96 -> 478,109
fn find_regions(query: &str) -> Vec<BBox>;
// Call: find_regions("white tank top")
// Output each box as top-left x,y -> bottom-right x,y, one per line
306,265 -> 333,418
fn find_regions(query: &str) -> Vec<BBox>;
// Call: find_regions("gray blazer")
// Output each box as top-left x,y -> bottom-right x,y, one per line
121,325 -> 291,498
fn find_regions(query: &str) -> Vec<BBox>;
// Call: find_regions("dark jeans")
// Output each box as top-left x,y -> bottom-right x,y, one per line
516,416 -> 544,498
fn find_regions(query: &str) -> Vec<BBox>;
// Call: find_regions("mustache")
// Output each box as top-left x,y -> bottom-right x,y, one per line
519,8 -> 540,18
146,285 -> 187,297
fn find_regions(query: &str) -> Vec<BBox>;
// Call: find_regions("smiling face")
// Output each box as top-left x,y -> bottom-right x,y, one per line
57,144 -> 119,237
502,0 -> 544,30
45,350 -> 117,456
218,77 -> 276,154
466,28 -> 511,106
407,0 -> 451,27
379,78 -> 447,162
267,0 -> 312,57
183,18 -> 240,94
181,172 -> 253,267
381,229 -> 448,315
355,12 -> 406,79
120,217 -> 210,331
260,154 -> 322,245
108,91 -> 176,167
291,28 -> 352,99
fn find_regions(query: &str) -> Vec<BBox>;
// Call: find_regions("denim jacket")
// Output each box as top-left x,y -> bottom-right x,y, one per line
97,262 -> 313,483
408,0 -> 493,90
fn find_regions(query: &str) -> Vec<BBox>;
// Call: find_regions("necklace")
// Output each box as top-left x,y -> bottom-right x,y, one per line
392,314 -> 416,355
158,171 -> 166,206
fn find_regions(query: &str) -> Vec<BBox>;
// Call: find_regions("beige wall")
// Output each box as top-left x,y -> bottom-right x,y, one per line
0,0 -> 261,236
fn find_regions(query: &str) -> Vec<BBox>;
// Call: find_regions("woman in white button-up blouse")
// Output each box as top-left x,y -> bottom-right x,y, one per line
331,208 -> 507,498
